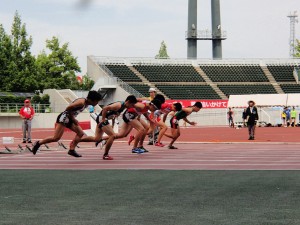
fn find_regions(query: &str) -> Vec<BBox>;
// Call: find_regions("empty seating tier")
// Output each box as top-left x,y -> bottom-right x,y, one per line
105,64 -> 142,82
134,65 -> 205,82
218,85 -> 277,96
280,84 -> 300,93
129,84 -> 151,96
266,65 -> 296,82
200,65 -> 268,82
156,85 -> 220,99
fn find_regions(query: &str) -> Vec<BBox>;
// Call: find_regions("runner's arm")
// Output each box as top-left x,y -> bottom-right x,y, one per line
183,117 -> 196,126
101,102 -> 121,123
65,99 -> 86,125
143,113 -> 158,125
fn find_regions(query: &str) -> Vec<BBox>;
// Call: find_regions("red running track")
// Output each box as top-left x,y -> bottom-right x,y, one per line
1,143 -> 300,170
1,127 -> 300,170
1,126 -> 300,143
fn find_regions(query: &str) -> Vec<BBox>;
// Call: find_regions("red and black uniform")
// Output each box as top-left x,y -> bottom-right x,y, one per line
96,101 -> 126,128
123,103 -> 148,123
170,110 -> 187,129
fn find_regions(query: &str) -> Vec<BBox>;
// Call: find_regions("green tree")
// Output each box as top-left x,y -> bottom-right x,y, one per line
80,75 -> 94,90
5,11 -> 38,92
155,40 -> 170,59
36,36 -> 81,90
0,24 -> 13,90
294,39 -> 300,58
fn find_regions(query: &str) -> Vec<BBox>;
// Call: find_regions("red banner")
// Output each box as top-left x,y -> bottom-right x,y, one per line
165,100 -> 228,109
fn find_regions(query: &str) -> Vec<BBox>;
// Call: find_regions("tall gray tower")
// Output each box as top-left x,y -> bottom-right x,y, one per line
186,0 -> 226,59
287,11 -> 298,57
187,0 -> 198,59
211,0 -> 223,59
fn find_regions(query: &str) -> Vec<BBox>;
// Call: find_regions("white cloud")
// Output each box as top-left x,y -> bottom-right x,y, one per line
1,0 -> 300,74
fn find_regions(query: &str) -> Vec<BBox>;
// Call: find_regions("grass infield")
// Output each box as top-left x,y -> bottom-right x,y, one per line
1,170 -> 300,225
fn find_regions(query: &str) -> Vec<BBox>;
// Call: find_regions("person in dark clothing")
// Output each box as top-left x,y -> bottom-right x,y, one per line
227,107 -> 234,128
245,100 -> 259,140
242,109 -> 247,127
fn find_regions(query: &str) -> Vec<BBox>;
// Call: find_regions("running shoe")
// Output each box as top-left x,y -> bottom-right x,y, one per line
27,140 -> 32,144
100,140 -> 107,149
103,155 -> 114,160
95,139 -> 102,147
128,135 -> 135,145
139,146 -> 149,153
68,150 -> 82,157
155,142 -> 165,147
147,141 -> 153,145
32,141 -> 41,155
168,145 -> 178,149
132,148 -> 144,154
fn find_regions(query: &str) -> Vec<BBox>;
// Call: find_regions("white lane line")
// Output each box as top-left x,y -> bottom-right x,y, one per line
1,163 -> 300,166
0,159 -> 238,162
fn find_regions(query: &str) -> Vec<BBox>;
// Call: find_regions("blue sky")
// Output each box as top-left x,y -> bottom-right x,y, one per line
0,0 -> 299,73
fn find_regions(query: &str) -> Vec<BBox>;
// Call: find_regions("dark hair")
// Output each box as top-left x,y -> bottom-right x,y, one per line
173,103 -> 182,111
193,102 -> 202,109
87,90 -> 102,101
125,95 -> 137,104
154,94 -> 165,104
151,99 -> 162,110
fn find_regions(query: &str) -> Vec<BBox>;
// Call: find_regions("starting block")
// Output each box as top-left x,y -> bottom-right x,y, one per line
2,137 -> 14,144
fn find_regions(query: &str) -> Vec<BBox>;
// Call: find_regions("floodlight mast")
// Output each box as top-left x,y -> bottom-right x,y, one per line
287,11 -> 298,58
186,0 -> 226,60
187,0 -> 198,59
211,0 -> 223,59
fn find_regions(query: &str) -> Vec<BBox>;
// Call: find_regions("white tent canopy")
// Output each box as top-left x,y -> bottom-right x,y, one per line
228,94 -> 300,108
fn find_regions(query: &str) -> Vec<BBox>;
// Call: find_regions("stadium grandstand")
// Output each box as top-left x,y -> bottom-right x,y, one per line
88,56 -> 300,100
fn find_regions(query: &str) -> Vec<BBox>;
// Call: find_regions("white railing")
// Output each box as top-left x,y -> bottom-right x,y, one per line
0,104 -> 51,113
90,56 -> 300,66
294,69 -> 299,84
97,63 -> 144,98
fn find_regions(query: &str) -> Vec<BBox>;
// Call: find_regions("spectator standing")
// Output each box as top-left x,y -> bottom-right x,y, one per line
291,107 -> 297,127
281,108 -> 287,127
245,101 -> 258,140
284,107 -> 291,127
19,99 -> 35,143
242,108 -> 247,127
227,107 -> 234,128
128,88 -> 160,146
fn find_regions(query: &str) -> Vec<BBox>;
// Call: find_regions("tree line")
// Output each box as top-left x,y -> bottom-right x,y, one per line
0,11 -> 94,93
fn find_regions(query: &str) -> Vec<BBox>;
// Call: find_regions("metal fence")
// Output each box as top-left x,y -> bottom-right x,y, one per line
97,63 -> 144,98
0,104 -> 51,113
90,56 -> 300,66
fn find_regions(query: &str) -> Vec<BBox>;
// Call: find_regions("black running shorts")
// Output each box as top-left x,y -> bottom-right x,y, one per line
170,116 -> 179,129
56,112 -> 73,128
122,110 -> 137,123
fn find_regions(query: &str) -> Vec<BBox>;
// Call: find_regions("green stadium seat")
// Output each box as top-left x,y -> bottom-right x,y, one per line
134,65 -> 204,82
156,85 -> 220,99
267,65 -> 296,82
105,64 -> 142,82
129,84 -> 151,96
218,85 -> 276,96
280,84 -> 300,93
200,65 -> 268,82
